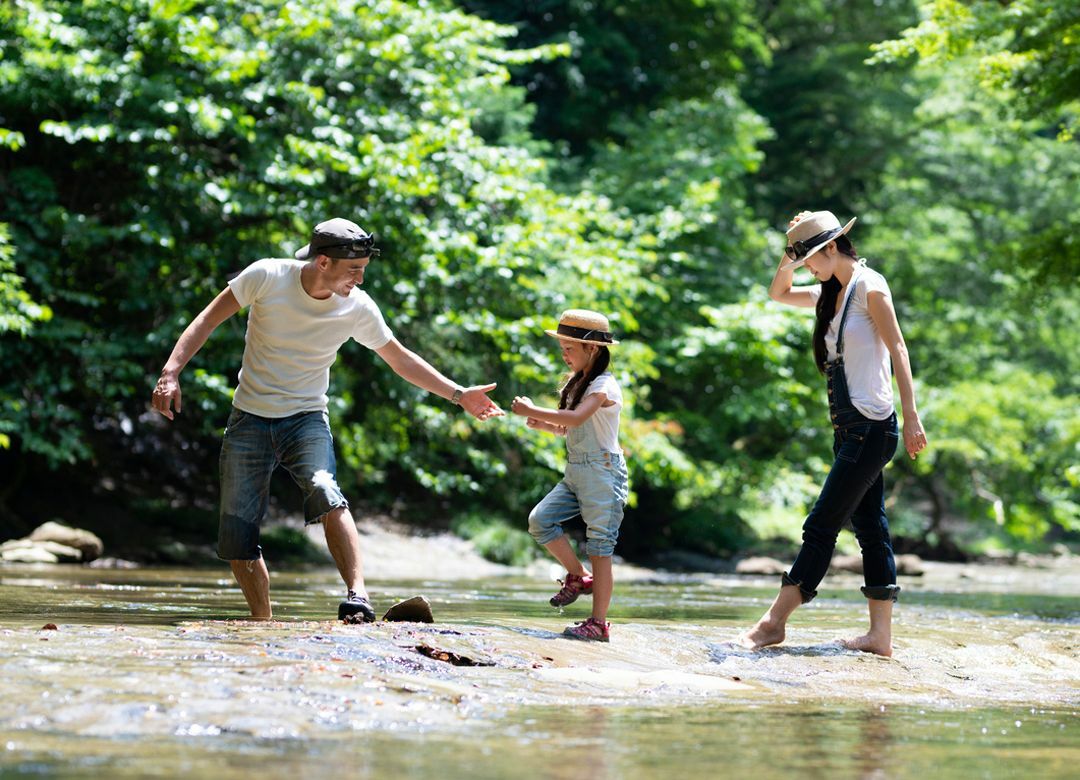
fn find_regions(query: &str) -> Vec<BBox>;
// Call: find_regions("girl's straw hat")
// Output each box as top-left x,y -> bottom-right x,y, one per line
780,210 -> 857,271
544,309 -> 619,346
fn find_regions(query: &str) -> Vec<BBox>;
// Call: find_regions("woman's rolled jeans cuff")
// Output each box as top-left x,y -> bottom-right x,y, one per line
782,571 -> 818,604
861,584 -> 901,602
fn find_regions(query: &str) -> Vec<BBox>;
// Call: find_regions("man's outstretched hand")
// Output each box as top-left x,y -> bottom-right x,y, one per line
459,383 -> 505,421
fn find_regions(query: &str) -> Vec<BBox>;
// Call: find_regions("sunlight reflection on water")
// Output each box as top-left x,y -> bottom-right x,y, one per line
0,563 -> 1076,778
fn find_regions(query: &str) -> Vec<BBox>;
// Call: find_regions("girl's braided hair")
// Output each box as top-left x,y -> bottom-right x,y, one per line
559,346 -> 611,410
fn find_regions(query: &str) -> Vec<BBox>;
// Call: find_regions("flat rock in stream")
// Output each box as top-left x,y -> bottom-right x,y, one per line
383,595 -> 434,623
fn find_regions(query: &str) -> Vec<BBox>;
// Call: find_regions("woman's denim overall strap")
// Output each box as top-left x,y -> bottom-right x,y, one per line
785,269 -> 901,604
825,268 -> 864,431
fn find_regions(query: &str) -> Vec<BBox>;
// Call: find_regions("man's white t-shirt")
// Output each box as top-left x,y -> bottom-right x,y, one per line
227,258 -> 393,417
583,372 -> 623,452
808,266 -> 895,421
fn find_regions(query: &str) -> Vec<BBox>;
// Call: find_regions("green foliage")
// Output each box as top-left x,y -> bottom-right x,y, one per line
741,0 -> 923,223
897,369 -> 1079,540
870,0 -> 1080,139
452,513 -> 538,566
0,0 -> 1075,558
259,525 -> 326,564
459,0 -> 768,151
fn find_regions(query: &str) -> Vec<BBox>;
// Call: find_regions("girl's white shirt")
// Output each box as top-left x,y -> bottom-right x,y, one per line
582,372 -> 623,452
808,266 -> 895,421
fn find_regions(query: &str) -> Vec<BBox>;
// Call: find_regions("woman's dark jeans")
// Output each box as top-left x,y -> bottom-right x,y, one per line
784,414 -> 900,603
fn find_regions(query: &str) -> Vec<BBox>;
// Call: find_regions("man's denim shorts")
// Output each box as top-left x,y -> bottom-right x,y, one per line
217,408 -> 348,561
527,451 -> 629,557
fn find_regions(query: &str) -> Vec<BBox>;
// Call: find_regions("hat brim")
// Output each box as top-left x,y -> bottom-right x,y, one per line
779,217 -> 857,271
295,244 -> 313,260
544,329 -> 619,346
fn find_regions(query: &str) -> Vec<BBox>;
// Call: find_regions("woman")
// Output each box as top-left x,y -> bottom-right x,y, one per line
740,210 -> 927,657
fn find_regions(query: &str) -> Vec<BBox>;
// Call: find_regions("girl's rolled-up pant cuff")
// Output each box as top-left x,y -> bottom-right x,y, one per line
782,571 -> 818,604
861,584 -> 901,602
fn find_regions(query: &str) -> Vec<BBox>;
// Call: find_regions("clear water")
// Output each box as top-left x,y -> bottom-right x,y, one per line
0,564 -> 1077,778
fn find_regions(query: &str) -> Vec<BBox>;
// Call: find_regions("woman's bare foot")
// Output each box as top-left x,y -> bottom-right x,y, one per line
737,618 -> 785,649
840,633 -> 892,657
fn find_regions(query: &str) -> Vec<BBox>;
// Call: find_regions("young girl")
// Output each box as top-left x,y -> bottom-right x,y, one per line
510,309 -> 629,642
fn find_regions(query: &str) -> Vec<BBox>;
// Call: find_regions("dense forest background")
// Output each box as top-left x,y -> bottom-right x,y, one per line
0,0 -> 1076,564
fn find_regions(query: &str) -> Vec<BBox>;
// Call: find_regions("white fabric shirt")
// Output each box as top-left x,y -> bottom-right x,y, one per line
583,372 -> 623,452
228,258 -> 393,417
808,265 -> 895,421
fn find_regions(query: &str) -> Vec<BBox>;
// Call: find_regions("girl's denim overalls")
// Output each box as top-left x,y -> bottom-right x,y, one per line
784,273 -> 901,603
527,405 -> 629,558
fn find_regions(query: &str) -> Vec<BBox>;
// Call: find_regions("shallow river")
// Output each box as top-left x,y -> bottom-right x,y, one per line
0,560 -> 1077,778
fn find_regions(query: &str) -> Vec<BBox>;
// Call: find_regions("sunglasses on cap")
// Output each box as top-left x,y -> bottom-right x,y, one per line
321,237 -> 380,259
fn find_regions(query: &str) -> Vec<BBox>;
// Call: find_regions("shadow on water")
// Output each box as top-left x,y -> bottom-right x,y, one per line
0,563 -> 1077,778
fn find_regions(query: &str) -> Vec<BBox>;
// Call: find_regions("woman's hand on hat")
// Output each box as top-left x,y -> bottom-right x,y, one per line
460,384 -> 505,420
510,396 -> 534,416
788,210 -> 813,229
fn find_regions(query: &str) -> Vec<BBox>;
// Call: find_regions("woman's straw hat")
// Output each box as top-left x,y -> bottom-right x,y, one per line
544,309 -> 619,346
780,210 -> 857,271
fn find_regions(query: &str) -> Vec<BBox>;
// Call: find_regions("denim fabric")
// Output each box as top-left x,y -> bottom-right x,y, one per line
528,451 -> 629,557
784,283 -> 901,603
217,408 -> 347,560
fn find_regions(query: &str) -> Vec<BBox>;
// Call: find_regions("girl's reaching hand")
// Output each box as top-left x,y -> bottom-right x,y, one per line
510,396 -> 534,416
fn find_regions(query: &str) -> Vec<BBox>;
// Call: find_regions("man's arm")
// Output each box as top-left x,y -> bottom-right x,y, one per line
151,288 -> 241,420
373,337 -> 504,420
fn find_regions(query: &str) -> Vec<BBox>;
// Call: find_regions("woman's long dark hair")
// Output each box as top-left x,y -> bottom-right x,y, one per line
559,346 -> 611,409
812,235 -> 860,373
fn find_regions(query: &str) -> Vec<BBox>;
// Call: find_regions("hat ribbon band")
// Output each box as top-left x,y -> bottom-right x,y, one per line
791,227 -> 842,258
557,324 -> 612,343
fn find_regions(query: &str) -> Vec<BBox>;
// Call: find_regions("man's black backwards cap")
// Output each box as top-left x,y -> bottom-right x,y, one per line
295,218 -> 379,260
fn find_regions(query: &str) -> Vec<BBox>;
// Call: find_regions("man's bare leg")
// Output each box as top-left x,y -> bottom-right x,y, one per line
230,557 -> 272,619
323,507 -> 366,598
737,584 -> 803,649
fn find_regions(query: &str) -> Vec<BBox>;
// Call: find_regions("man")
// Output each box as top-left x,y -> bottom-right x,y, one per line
151,218 -> 502,621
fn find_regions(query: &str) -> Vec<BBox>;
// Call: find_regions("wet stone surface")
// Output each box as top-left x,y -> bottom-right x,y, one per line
0,561 -> 1077,778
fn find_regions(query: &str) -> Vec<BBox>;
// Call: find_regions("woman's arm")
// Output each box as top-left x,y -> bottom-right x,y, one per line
510,392 -> 608,429
769,251 -> 819,308
867,291 -> 928,459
